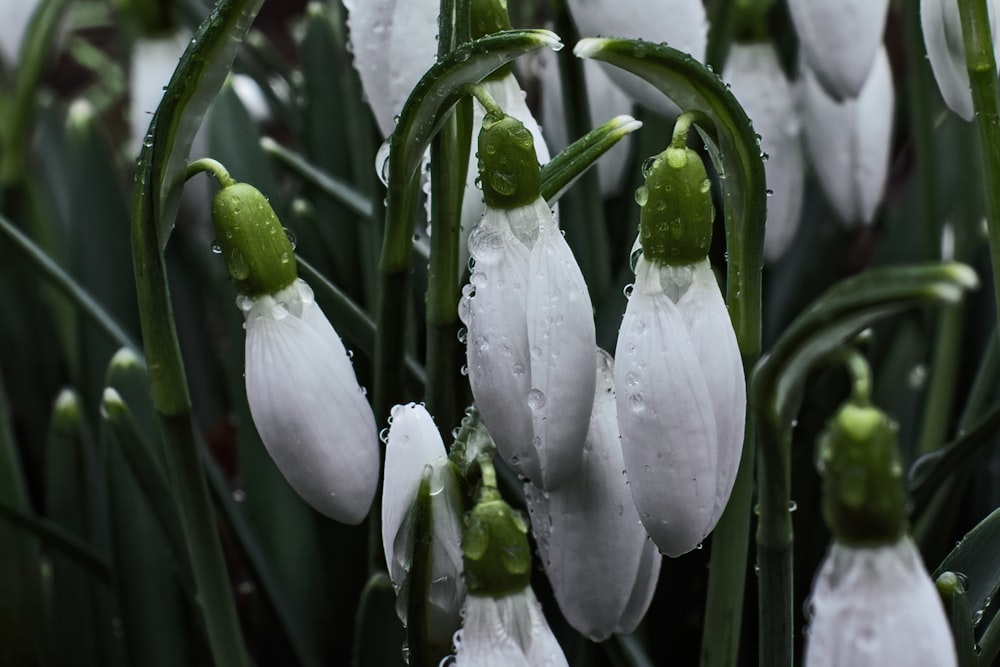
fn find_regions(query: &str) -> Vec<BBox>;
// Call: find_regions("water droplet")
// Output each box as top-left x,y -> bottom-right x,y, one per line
623,283 -> 635,298
457,327 -> 468,344
628,394 -> 645,413
232,489 -> 247,502
641,155 -> 659,177
788,500 -> 797,512
460,365 -> 469,376
700,179 -> 711,193
634,185 -> 649,206
376,140 -> 391,186
379,427 -> 390,443
512,363 -> 525,376
765,189 -> 774,198
527,388 -> 547,410
284,227 -> 297,249
210,239 -> 223,254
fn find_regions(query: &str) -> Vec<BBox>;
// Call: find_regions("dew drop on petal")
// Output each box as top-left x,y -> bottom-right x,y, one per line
210,239 -> 223,254
527,388 -> 547,410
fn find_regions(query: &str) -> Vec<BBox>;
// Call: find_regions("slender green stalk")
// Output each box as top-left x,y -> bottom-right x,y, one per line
0,213 -> 139,353
957,0 -> 1000,330
551,0 -> 611,298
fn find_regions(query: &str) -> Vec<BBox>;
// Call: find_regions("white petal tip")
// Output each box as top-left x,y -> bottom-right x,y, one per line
610,114 -> 643,134
574,38 -> 607,59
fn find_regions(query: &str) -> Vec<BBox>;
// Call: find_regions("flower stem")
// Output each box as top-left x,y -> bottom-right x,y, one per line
957,0 -> 1000,334
185,158 -> 236,187
461,83 -> 504,118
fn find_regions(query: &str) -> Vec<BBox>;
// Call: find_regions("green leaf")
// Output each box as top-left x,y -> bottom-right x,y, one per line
539,114 -> 643,204
936,572 -> 980,667
753,263 -> 979,429
934,506 -> 1000,658
0,504 -> 110,583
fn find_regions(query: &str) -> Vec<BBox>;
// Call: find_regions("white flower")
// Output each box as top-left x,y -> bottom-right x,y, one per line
343,0 -> 439,138
724,42 -> 805,261
525,349 -> 661,640
615,256 -> 745,557
921,0 -> 1000,121
538,50 -> 634,196
566,0 -> 707,116
460,197 -> 597,490
454,588 -> 569,667
131,30 -> 192,156
800,46 -> 894,226
381,403 -> 465,645
804,537 -> 957,667
460,74 -> 553,273
241,278 -> 379,525
787,0 -> 889,99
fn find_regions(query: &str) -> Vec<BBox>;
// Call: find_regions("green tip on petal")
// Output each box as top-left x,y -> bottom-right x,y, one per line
462,497 -> 532,597
211,181 -> 298,296
817,400 -> 908,547
478,114 -> 541,210
637,144 -> 714,266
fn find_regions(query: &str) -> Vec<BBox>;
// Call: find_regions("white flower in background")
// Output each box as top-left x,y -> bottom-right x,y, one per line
382,403 -> 465,646
455,587 -> 569,666
787,0 -> 889,99
800,46 -> 894,226
617,257 -> 746,556
343,0 -> 438,138
241,278 -> 380,524
460,113 -> 596,491
0,1 -> 38,65
921,0 -> 1000,121
537,50 -> 635,196
723,42 -> 805,261
566,0 -> 707,116
525,349 -> 661,640
804,538 -> 957,667
131,30 -> 192,156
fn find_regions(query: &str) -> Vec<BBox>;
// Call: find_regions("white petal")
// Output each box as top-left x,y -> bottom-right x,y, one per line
724,43 -> 805,260
524,216 -> 596,489
538,51 -> 635,196
804,538 -> 957,667
567,0 -> 707,116
615,258 -> 718,556
460,74 -> 555,273
788,0 -> 889,99
674,261 -> 746,525
464,207 -> 537,480
244,282 -> 379,525
381,403 -> 448,584
614,538 -> 662,635
525,349 -> 657,640
801,47 -> 894,225
344,0 -> 438,137
456,589 -> 568,667
921,0 -> 1000,121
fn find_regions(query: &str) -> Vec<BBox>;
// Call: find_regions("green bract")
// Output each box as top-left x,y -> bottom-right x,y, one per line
817,400 -> 907,546
211,182 -> 297,297
478,113 -> 541,210
638,146 -> 714,265
471,0 -> 514,79
462,495 -> 532,597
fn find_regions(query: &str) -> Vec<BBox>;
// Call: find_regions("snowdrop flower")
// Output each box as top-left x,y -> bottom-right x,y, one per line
921,0 -> 1000,121
538,50 -> 634,196
381,403 -> 465,647
787,0 -> 889,99
131,29 -> 192,156
456,480 -> 567,666
805,397 -> 957,666
800,46 -> 894,226
525,349 -> 661,640
724,42 -> 805,260
460,113 -> 596,490
210,173 -> 380,525
616,122 -> 746,556
566,0 -> 707,116
0,1 -> 38,66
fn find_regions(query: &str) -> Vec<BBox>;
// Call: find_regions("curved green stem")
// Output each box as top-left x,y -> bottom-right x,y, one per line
186,158 -> 236,187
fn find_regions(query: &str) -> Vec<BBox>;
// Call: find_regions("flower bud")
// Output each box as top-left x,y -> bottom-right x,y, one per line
463,494 -> 532,597
478,113 -> 542,210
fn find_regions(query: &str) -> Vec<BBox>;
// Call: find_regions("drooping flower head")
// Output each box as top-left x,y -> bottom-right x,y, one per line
787,0 -> 889,100
525,348 -> 661,640
210,170 -> 379,525
381,403 -> 465,650
615,116 -> 746,557
454,468 -> 568,666
804,391 -> 957,666
460,112 -> 596,491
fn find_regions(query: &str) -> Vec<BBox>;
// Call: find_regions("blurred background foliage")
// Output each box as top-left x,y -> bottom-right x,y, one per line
0,0 -> 999,665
